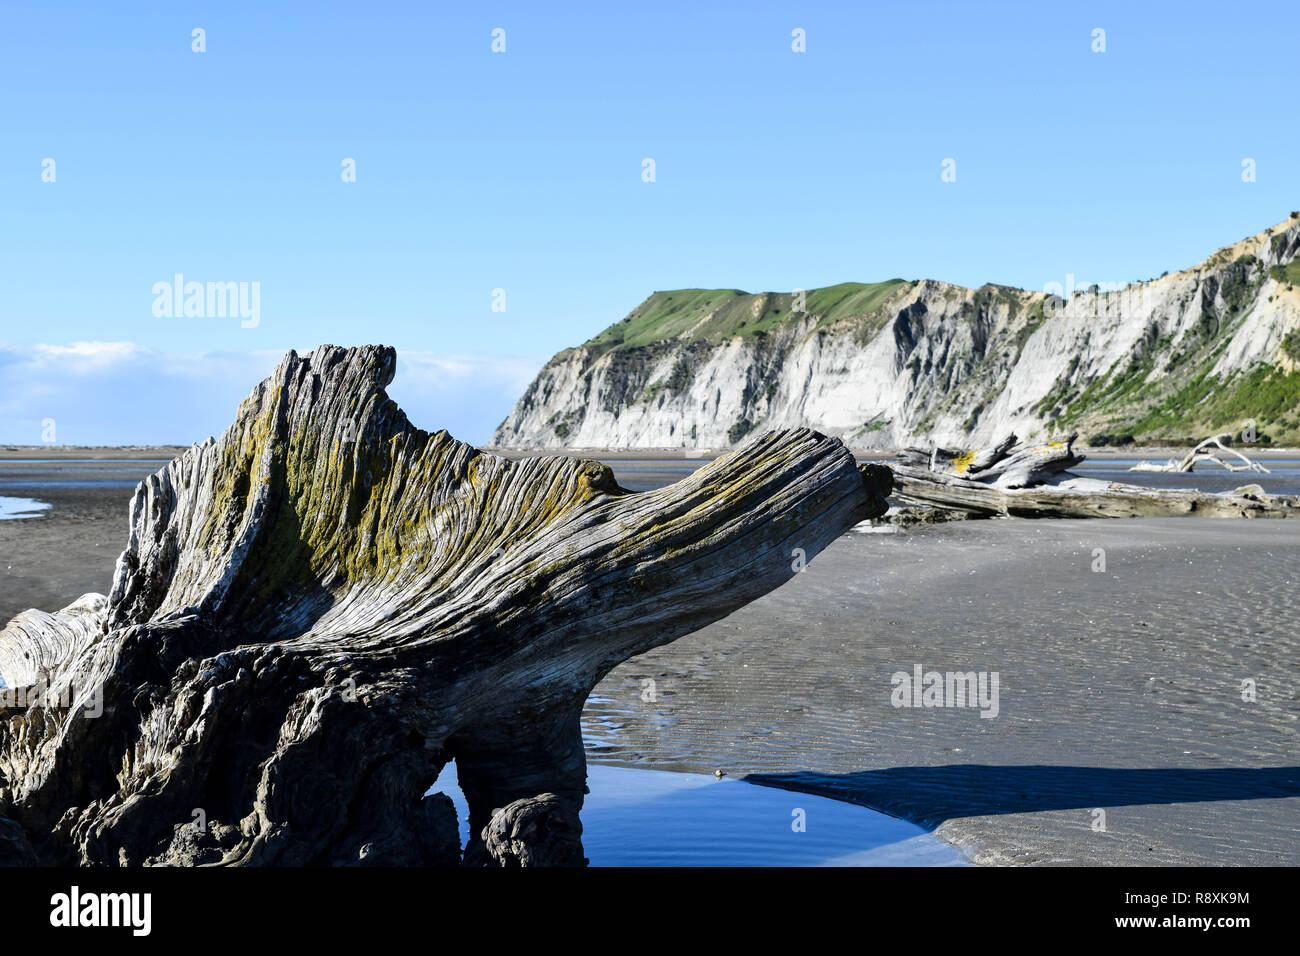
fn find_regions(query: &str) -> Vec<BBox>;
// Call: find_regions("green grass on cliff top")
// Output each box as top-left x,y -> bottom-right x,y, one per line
585,279 -> 911,351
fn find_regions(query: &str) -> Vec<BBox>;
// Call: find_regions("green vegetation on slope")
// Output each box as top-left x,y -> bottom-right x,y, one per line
585,280 -> 911,353
1045,354 -> 1300,446
1046,255 -> 1300,443
1128,365 -> 1300,440
1282,329 -> 1300,363
1038,249 -> 1300,443
1270,260 -> 1300,287
587,289 -> 747,350
802,280 -> 913,330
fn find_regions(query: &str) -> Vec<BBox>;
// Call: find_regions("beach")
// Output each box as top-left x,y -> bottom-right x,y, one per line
0,456 -> 167,625
587,516 -> 1300,865
2,448 -> 1297,865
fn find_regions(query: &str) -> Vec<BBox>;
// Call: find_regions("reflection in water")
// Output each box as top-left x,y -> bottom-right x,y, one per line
428,761 -> 967,866
0,497 -> 52,520
1071,460 -> 1300,496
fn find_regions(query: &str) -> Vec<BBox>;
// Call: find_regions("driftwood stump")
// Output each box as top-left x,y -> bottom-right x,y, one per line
0,345 -> 890,866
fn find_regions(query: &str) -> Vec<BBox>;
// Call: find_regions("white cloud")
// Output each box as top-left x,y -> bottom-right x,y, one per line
0,342 -> 544,446
394,351 -> 543,393
33,341 -> 143,361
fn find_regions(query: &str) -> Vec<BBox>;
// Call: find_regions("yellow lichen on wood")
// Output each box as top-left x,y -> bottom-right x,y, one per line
952,450 -> 976,474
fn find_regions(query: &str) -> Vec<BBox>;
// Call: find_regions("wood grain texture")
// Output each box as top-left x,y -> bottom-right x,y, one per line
0,345 -> 890,866
898,431 -> 1084,489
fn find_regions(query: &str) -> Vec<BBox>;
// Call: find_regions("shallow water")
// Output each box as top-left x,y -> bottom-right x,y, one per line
0,497 -> 51,520
429,762 -> 967,866
1072,459 -> 1300,496
0,459 -> 167,492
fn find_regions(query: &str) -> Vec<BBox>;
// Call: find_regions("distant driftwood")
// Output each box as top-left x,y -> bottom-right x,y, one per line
893,432 -> 1299,519
1130,433 -> 1271,474
897,432 -> 1083,489
0,345 -> 891,867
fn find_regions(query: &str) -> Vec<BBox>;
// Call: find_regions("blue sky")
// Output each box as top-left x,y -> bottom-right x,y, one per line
2,0 -> 1297,444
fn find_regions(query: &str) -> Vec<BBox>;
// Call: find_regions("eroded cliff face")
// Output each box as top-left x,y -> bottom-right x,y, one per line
492,216 -> 1300,449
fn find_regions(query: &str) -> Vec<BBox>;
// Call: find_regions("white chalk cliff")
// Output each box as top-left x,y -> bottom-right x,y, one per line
492,215 -> 1300,449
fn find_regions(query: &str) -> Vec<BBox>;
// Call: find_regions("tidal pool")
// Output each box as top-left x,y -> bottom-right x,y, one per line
0,497 -> 52,520
430,762 -> 967,866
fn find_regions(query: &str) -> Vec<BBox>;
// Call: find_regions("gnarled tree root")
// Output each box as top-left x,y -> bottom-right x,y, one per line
0,345 -> 890,866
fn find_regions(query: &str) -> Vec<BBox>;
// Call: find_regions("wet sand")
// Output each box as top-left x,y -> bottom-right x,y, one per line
587,518 -> 1300,865
0,460 -> 163,624
1,452 -> 1297,865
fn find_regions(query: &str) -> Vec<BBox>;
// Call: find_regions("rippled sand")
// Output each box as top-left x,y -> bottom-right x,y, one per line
584,517 -> 1300,864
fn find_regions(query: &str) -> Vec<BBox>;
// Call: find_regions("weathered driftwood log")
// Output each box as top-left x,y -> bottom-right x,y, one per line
1130,433 -> 1271,474
897,432 -> 1016,476
0,345 -> 891,867
892,470 -> 1300,519
898,432 -> 1083,488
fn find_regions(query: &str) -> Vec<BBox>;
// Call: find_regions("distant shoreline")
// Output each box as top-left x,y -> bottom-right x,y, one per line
0,446 -> 189,461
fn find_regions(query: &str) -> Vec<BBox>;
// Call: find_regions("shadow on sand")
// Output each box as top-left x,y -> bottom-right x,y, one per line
745,765 -> 1300,829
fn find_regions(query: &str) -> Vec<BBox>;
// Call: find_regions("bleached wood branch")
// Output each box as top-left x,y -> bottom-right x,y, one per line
1130,433 -> 1271,474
